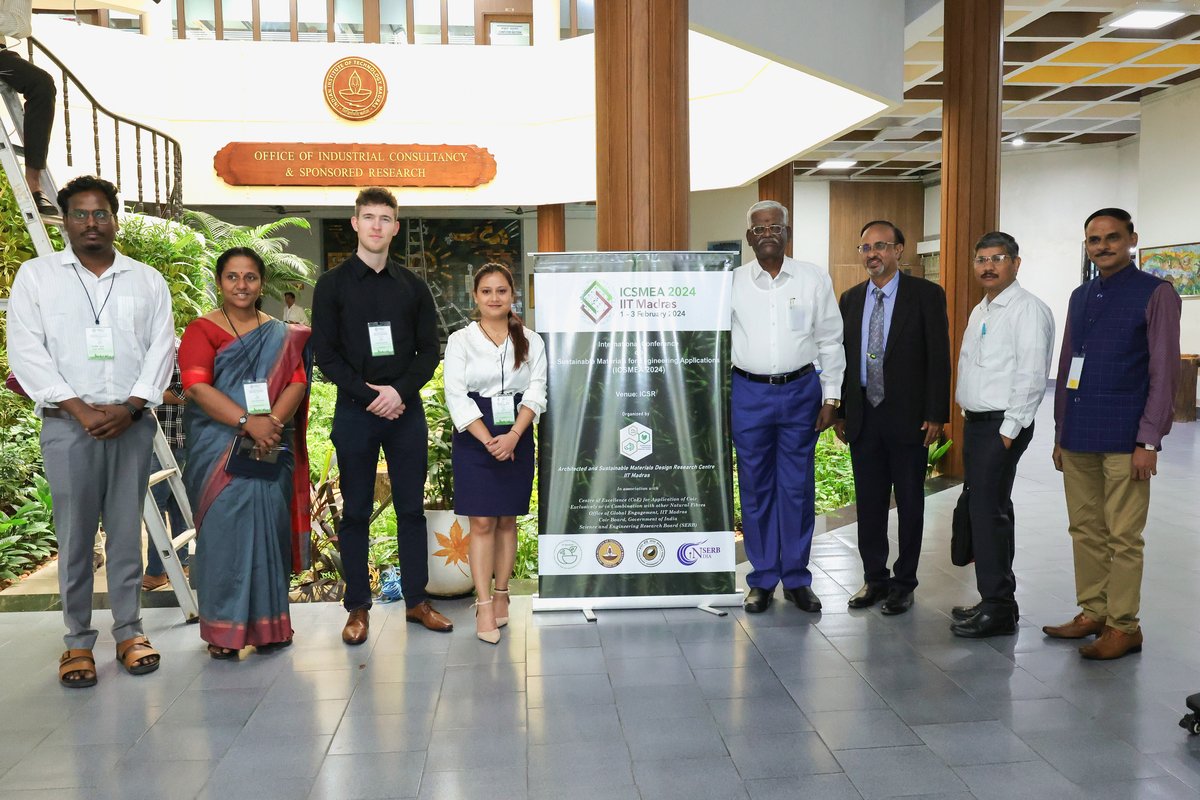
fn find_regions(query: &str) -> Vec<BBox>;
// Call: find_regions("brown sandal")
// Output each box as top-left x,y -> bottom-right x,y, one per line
116,635 -> 160,675
59,649 -> 98,688
207,644 -> 237,660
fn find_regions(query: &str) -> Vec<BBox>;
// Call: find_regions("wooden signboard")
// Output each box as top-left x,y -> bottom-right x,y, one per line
213,143 -> 497,188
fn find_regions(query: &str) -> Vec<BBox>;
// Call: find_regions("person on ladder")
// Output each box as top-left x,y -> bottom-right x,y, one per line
0,0 -> 59,217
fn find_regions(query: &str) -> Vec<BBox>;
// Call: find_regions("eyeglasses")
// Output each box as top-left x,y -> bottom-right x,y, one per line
856,242 -> 896,254
67,209 -> 114,223
749,224 -> 786,236
973,254 -> 1011,265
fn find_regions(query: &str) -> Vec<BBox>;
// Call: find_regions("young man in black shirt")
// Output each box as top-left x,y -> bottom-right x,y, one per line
311,187 -> 451,643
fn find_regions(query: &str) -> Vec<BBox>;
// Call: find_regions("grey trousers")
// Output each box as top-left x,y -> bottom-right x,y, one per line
40,414 -> 155,650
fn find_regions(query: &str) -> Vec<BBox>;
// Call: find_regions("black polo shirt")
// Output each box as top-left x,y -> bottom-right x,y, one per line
311,253 -> 440,405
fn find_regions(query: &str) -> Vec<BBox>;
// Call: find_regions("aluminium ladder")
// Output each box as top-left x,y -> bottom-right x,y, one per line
1,81 -> 199,620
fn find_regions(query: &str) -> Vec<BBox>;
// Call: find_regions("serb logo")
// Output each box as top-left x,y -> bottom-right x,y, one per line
596,539 -> 625,568
580,280 -> 613,323
324,57 -> 388,121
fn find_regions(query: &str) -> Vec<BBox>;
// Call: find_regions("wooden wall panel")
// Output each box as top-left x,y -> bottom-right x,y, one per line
758,163 -> 794,257
537,204 -> 566,252
939,0 -> 1003,477
827,181 -> 926,300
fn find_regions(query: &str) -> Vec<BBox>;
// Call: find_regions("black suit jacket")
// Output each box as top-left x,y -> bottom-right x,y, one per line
838,272 -> 951,445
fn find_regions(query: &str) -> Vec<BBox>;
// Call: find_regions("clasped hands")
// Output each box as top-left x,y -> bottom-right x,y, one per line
242,414 -> 284,458
483,431 -> 520,462
366,383 -> 405,420
79,404 -> 136,440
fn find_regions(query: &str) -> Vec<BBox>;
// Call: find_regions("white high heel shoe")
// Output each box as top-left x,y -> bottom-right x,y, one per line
493,587 -> 510,628
473,597 -> 500,644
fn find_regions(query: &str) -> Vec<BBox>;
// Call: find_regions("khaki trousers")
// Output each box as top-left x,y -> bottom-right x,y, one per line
1060,449 -> 1150,633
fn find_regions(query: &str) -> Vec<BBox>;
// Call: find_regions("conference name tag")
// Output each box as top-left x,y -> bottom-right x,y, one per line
85,326 -> 115,360
368,322 -> 394,357
492,393 -> 516,426
1067,356 -> 1085,390
243,381 -> 271,415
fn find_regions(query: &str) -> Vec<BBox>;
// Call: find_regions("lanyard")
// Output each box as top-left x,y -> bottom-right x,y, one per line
221,307 -> 267,379
72,263 -> 118,325
479,322 -> 509,392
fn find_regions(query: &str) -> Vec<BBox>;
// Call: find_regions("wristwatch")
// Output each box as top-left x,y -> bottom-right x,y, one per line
823,398 -> 841,409
237,413 -> 250,430
121,401 -> 144,421
1135,442 -> 1158,452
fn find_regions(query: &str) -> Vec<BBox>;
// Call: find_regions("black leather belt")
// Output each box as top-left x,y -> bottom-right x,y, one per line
733,364 -> 814,385
41,408 -> 73,420
964,410 -> 1006,422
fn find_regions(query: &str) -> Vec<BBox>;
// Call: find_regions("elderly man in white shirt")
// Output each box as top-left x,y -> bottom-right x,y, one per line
948,231 -> 1054,638
8,175 -> 175,687
732,200 -> 845,614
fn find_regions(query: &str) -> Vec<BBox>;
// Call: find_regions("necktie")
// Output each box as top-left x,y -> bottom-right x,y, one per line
866,287 -> 885,407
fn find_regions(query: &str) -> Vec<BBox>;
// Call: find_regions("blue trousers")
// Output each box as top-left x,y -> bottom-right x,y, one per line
732,370 -> 821,590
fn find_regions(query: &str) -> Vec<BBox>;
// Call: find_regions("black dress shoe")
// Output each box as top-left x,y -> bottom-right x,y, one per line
951,603 -> 981,621
744,587 -> 772,613
848,583 -> 889,609
950,608 -> 1017,638
880,590 -> 914,616
782,586 -> 822,613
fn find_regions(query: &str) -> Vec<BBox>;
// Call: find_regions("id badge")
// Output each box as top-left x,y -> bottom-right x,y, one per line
368,322 -> 394,357
492,393 -> 516,426
85,326 -> 115,360
243,381 -> 271,415
788,298 -> 806,331
1067,356 -> 1085,390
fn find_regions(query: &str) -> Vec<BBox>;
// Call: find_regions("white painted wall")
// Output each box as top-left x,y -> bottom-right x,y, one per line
793,181 -> 831,270
1138,80 -> 1200,356
689,185 -> 759,262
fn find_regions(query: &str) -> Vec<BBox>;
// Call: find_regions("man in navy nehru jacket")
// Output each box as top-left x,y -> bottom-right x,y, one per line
1043,208 -> 1180,661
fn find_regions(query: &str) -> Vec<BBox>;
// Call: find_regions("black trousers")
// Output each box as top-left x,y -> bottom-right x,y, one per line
0,48 -> 55,171
850,398 -> 929,592
958,418 -> 1033,611
331,398 -> 429,611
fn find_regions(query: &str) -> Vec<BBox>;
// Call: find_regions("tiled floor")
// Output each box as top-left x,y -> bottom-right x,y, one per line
1,396 -> 1199,799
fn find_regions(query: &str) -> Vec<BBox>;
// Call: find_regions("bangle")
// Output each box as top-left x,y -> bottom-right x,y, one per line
509,429 -> 523,438
268,413 -> 282,426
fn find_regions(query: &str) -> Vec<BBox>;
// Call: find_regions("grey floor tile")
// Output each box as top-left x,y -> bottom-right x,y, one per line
707,696 -> 814,735
415,767 -> 528,800
623,714 -> 729,761
885,685 -> 996,725
196,775 -> 316,800
441,662 -> 526,695
528,740 -> 634,789
980,696 -> 1097,734
834,745 -> 969,798
307,751 -> 425,799
606,654 -> 694,687
946,664 -> 1058,703
527,704 -> 623,744
745,774 -> 864,800
526,624 -> 602,649
425,728 -> 526,771
724,730 -> 841,778
260,668 -> 359,704
1,743 -> 128,790
783,674 -> 888,714
241,696 -> 349,736
631,756 -> 749,800
91,758 -> 216,800
530,786 -> 639,800
118,722 -> 243,762
681,640 -> 767,670
345,680 -> 441,717
1075,776 -> 1200,800
953,760 -> 1090,800
1022,730 -> 1167,783
527,673 -> 614,708
913,720 -> 1040,766
432,690 -> 527,731
526,646 -> 607,676
761,647 -> 854,680
209,734 -> 332,781
807,708 -> 923,750
328,712 -> 434,754
155,687 -> 266,727
694,666 -> 790,699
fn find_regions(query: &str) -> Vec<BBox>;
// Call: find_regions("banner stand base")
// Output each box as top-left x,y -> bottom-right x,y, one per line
532,592 -> 744,616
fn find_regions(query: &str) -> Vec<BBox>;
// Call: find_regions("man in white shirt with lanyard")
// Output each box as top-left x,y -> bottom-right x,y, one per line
8,175 -> 175,687
949,231 -> 1053,638
732,200 -> 845,614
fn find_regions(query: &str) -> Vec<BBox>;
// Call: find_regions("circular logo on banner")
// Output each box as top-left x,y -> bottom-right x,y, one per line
637,538 -> 665,568
596,539 -> 625,569
324,57 -> 388,121
554,540 -> 581,569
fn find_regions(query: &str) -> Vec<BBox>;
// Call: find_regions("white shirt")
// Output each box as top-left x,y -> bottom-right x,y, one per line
730,256 -> 845,400
443,322 -> 548,432
7,246 -> 176,413
955,280 -> 1055,439
0,0 -> 31,41
283,303 -> 307,324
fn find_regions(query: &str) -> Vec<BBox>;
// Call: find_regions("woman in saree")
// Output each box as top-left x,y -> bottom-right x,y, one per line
180,247 -> 311,659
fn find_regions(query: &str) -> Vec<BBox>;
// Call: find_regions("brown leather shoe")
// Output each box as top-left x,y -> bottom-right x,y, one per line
406,601 -> 454,632
1042,612 -> 1105,639
141,573 -> 169,591
1080,626 -> 1143,660
342,608 -> 369,645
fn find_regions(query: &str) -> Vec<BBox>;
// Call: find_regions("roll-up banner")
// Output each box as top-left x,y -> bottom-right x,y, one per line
532,252 -> 741,612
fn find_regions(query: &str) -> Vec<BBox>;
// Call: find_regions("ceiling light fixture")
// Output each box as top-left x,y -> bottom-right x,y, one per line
1101,2 -> 1190,30
1012,137 -> 1026,146
817,159 -> 858,169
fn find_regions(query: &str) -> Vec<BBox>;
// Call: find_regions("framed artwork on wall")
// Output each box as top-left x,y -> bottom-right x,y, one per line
1139,242 -> 1200,298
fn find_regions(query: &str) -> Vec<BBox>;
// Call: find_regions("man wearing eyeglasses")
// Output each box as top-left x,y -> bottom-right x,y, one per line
836,220 -> 950,615
732,201 -> 845,614
8,175 -> 176,687
1043,208 -> 1180,660
948,232 -> 1053,638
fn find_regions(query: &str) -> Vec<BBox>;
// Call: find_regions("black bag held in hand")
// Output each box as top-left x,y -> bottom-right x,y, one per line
224,435 -> 285,480
951,486 -> 974,567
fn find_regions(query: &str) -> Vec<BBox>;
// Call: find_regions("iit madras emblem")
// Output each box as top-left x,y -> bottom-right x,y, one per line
323,57 -> 387,121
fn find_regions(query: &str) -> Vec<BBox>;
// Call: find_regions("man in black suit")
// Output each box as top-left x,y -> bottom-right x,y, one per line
835,220 -> 950,615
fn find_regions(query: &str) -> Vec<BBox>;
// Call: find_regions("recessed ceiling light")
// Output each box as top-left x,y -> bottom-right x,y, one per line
1012,137 -> 1026,146
817,159 -> 857,169
1101,3 -> 1190,30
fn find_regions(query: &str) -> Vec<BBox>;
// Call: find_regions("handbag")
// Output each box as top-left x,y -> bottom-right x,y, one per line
950,486 -> 974,567
224,435 -> 285,480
